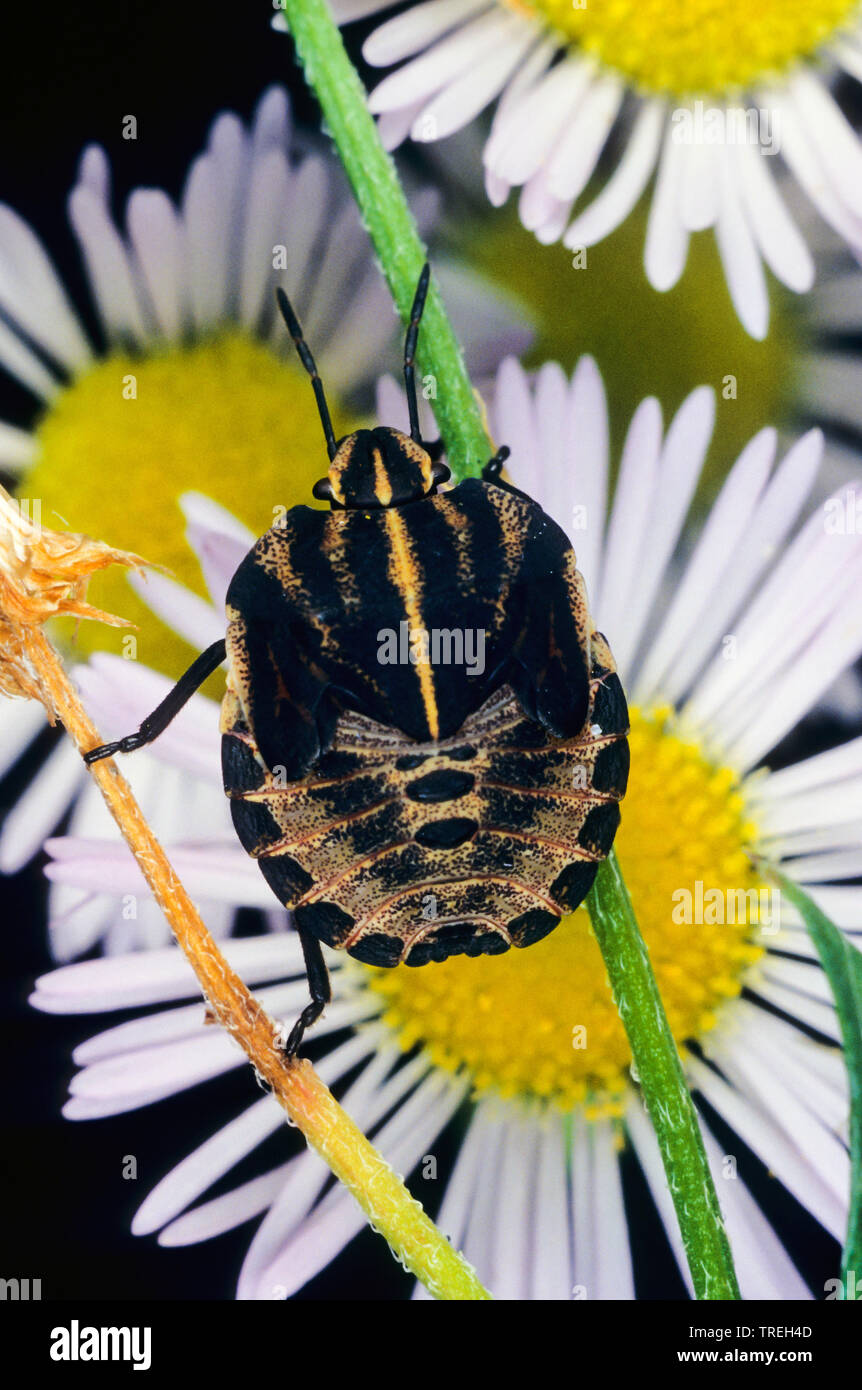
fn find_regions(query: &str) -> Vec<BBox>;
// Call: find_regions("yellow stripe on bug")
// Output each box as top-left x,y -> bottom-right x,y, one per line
383,507 -> 440,741
371,449 -> 393,507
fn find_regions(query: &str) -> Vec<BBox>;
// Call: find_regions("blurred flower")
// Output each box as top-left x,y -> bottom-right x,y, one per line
322,0 -> 862,337
28,357 -> 861,1297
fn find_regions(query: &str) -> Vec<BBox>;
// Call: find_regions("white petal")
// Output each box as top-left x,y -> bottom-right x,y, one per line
43,837 -> 281,910
564,100 -> 664,250
363,0 -> 491,66
251,85 -> 291,154
626,1099 -> 694,1296
77,143 -> 111,201
530,1114 -> 572,1299
702,1039 -> 849,1209
755,732 -> 862,803
368,9 -> 515,116
68,184 -> 149,343
490,356 -> 539,496
182,154 -> 230,331
410,1102 -> 497,1301
714,144 -> 769,340
699,1123 -> 811,1299
616,387 -> 715,676
531,361 -> 570,530
487,1112 -> 537,1299
128,570 -> 223,652
545,73 -> 623,204
73,980 -> 312,1065
735,140 -> 814,293
461,1102 -> 508,1285
30,933 -> 305,1014
0,738 -> 85,872
787,69 -> 862,219
680,137 -> 721,232
126,190 -> 188,340
0,696 -> 46,779
591,1119 -> 635,1300
650,1031 -> 844,1283
0,421 -> 36,468
726,550 -> 862,769
570,1110 -> 595,1294
239,147 -> 292,330
679,428 -> 822,709
410,17 -> 533,144
330,0 -> 403,20
485,59 -> 592,189
159,1165 -> 290,1246
135,1033 -> 375,1235
595,396 -> 664,645
636,427 -> 777,705
765,86 -> 862,252
0,205 -> 91,369
564,356 -> 608,592
0,315 -> 59,397
644,127 -> 690,291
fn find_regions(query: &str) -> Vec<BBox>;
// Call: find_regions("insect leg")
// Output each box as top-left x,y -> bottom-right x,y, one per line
83,638 -> 227,764
282,927 -> 332,1057
481,445 -> 511,480
404,262 -> 431,444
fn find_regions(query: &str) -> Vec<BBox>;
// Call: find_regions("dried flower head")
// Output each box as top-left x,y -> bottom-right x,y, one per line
0,484 -> 144,705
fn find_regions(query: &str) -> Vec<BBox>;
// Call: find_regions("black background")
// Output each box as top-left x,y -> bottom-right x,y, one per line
0,0 -> 847,1303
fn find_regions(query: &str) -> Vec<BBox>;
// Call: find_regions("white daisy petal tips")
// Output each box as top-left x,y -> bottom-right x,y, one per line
327,0 -> 862,335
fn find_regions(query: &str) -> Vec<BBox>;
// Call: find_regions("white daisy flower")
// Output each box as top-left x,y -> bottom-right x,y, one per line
317,0 -> 862,338
28,356 -> 861,1298
0,85 -> 527,930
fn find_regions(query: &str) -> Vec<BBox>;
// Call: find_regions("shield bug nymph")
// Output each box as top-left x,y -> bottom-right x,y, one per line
85,265 -> 629,1056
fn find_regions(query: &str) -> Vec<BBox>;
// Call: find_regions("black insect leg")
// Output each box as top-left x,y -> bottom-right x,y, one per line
83,638 -> 227,764
482,446 -> 533,501
282,928 -> 332,1057
404,263 -> 431,444
481,445 -> 510,480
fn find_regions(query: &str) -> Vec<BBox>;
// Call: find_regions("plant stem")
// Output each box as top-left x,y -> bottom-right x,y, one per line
587,851 -> 741,1300
280,0 -> 493,481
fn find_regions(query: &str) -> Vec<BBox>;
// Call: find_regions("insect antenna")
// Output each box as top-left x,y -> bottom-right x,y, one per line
275,287 -> 338,461
404,262 -> 431,444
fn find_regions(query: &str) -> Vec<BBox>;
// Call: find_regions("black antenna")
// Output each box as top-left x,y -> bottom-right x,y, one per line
276,287 -> 337,461
404,263 -> 430,444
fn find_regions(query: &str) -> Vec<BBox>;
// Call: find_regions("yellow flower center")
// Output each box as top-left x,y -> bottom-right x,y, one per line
365,708 -> 765,1115
511,0 -> 860,96
23,332 -> 357,683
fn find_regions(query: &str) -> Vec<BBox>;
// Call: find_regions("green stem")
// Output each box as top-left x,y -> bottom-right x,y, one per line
280,0 -> 492,481
587,851 -> 741,1300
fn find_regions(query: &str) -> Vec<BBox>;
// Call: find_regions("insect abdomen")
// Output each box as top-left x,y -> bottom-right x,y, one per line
221,630 -> 628,967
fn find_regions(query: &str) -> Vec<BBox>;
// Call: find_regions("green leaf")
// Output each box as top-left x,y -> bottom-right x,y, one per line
770,870 -> 862,1296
